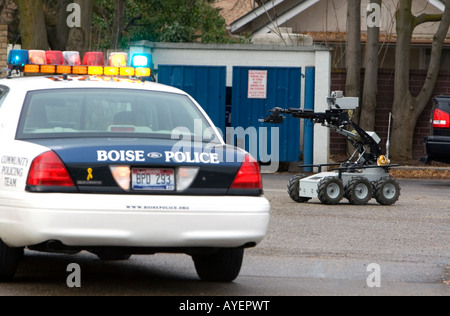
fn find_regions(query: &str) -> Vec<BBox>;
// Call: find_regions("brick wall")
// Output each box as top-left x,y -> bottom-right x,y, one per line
330,68 -> 450,161
0,25 -> 7,71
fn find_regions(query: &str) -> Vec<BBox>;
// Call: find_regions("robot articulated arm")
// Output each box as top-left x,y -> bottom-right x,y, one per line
262,92 -> 384,166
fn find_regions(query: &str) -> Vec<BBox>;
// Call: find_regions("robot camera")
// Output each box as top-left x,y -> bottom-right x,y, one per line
327,91 -> 359,110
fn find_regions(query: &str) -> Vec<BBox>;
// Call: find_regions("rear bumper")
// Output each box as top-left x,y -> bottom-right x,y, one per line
423,135 -> 450,163
0,192 -> 270,249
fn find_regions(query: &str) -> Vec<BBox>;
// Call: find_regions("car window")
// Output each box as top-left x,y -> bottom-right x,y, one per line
16,88 -> 218,142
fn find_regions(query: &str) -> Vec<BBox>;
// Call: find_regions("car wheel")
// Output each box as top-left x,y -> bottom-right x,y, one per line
192,248 -> 244,282
287,175 -> 311,203
317,177 -> 344,205
346,177 -> 373,205
375,177 -> 400,206
0,240 -> 23,282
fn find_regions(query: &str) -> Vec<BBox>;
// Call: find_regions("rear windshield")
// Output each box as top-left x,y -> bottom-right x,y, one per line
434,98 -> 450,113
16,88 -> 218,142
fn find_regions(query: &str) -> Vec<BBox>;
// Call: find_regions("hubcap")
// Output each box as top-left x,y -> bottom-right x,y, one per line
355,183 -> 369,199
327,183 -> 340,199
383,183 -> 396,199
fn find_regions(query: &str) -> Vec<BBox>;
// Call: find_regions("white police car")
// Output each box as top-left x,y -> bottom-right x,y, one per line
0,50 -> 270,282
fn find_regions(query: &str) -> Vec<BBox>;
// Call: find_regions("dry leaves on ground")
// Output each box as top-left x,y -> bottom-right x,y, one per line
391,168 -> 450,180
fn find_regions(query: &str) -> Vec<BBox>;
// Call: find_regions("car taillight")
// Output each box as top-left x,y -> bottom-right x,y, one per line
433,109 -> 450,128
230,155 -> 262,189
27,151 -> 75,187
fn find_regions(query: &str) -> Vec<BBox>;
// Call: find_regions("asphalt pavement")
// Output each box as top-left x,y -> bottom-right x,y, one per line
0,173 -> 448,296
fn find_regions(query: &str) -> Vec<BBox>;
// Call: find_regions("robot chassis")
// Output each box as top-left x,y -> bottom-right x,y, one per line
263,92 -> 401,206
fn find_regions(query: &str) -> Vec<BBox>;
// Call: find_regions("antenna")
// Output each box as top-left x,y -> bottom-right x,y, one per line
386,112 -> 393,159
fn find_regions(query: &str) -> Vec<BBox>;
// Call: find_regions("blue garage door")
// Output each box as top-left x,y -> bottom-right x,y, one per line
231,67 -> 302,162
158,65 -> 227,134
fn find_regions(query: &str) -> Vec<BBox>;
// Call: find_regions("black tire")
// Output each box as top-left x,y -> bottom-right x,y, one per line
375,177 -> 401,206
317,177 -> 344,205
192,248 -> 244,282
95,250 -> 132,261
346,177 -> 373,205
0,240 -> 23,282
287,175 -> 311,203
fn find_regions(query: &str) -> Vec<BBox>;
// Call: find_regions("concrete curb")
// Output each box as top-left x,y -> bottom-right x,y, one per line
392,166 -> 450,171
277,163 -> 450,179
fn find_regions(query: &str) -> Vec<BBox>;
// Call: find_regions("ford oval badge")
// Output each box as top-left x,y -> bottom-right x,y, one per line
147,152 -> 163,159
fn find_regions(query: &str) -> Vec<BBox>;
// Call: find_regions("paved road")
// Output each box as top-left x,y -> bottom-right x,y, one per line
0,175 -> 448,296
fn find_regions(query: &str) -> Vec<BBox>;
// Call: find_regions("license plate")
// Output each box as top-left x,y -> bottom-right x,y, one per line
132,168 -> 175,191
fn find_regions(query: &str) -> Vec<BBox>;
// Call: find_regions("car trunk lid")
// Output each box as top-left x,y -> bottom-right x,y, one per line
24,138 -> 261,196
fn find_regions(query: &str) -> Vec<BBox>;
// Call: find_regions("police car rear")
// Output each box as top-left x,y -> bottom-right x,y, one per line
0,50 -> 270,283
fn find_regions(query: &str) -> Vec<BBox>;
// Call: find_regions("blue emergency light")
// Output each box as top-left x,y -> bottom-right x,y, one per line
130,53 -> 153,68
7,49 -> 29,67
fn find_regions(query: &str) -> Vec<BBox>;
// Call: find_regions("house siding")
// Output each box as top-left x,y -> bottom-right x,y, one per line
285,0 -> 445,38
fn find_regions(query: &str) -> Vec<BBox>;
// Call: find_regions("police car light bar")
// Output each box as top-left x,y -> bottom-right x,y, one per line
7,49 -> 151,78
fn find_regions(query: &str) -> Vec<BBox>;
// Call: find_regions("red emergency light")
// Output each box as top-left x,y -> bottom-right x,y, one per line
82,52 -> 104,66
46,51 -> 64,65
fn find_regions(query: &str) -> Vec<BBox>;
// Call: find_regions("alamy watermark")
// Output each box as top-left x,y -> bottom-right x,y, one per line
170,119 -> 280,173
65,262 -> 382,289
367,3 -> 381,28
66,263 -> 81,288
366,263 -> 381,288
66,3 -> 81,28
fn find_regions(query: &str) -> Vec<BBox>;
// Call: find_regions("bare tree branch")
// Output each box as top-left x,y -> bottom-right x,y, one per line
123,14 -> 143,32
93,2 -> 112,36
413,13 -> 443,28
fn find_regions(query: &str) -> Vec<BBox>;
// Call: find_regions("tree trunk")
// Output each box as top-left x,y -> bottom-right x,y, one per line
17,0 -> 49,50
345,0 -> 361,98
360,0 -> 381,132
345,0 -> 361,155
55,0 -> 71,50
111,0 -> 126,49
47,0 -> 71,50
66,0 -> 93,57
390,0 -> 450,161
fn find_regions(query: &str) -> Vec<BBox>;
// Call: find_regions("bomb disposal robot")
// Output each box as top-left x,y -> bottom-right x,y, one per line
263,91 -> 400,206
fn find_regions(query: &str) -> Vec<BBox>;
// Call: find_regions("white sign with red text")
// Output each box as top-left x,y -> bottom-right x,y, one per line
248,70 -> 267,99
